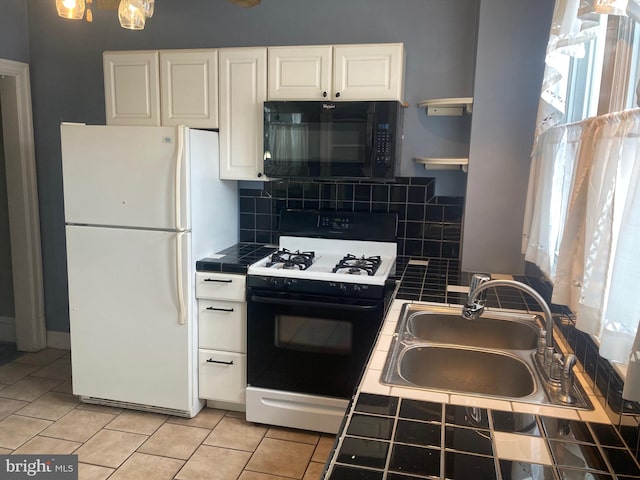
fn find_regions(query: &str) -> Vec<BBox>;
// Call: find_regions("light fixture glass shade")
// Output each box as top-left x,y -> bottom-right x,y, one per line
143,0 -> 154,18
56,0 -> 86,19
118,0 -> 145,30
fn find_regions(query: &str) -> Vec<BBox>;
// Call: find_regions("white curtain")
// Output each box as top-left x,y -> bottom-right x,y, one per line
524,108 -> 640,400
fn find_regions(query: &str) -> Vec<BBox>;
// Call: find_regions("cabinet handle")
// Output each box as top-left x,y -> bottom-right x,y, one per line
206,358 -> 234,365
206,306 -> 235,312
322,91 -> 327,97
335,92 -> 341,98
204,278 -> 233,283
257,172 -> 263,178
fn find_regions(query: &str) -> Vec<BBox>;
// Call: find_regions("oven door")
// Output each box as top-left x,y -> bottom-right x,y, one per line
247,289 -> 384,399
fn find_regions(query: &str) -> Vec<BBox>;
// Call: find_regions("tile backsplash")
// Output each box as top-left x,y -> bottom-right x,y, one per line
238,177 -> 464,260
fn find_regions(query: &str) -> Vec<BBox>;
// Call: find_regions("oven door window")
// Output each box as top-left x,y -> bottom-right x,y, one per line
276,315 -> 352,355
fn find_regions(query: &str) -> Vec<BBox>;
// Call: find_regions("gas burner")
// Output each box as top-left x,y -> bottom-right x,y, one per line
267,249 -> 315,270
332,254 -> 382,276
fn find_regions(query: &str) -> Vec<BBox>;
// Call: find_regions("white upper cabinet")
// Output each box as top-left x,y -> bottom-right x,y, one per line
218,47 -> 267,181
159,50 -> 218,128
267,43 -> 405,101
333,44 -> 405,101
268,45 -> 332,100
104,49 -> 218,128
104,51 -> 161,126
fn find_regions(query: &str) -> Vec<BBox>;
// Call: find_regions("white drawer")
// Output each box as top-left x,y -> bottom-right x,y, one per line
198,349 -> 246,404
198,300 -> 246,352
195,272 -> 246,301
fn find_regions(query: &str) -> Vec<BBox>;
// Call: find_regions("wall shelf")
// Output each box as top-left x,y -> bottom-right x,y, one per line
414,157 -> 469,172
418,97 -> 473,116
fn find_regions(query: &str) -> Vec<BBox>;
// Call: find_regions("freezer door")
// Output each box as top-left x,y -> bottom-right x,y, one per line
61,124 -> 189,230
66,225 -> 195,412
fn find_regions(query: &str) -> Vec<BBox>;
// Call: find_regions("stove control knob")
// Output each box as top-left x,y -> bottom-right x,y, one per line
339,283 -> 348,294
352,284 -> 362,294
269,278 -> 281,289
283,279 -> 293,290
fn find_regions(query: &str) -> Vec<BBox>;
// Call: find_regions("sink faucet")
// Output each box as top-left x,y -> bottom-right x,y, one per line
463,274 -> 555,368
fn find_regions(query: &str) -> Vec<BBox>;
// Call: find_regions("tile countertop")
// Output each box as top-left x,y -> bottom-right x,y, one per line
321,299 -> 640,480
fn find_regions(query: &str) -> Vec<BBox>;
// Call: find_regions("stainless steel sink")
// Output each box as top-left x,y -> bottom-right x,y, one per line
396,345 -> 536,397
381,303 -> 593,409
406,310 -> 540,350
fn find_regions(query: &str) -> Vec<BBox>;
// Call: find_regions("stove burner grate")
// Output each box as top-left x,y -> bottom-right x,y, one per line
332,254 -> 382,276
267,249 -> 315,270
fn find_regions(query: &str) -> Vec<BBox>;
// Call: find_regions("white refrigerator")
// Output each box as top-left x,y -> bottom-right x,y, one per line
61,123 -> 238,417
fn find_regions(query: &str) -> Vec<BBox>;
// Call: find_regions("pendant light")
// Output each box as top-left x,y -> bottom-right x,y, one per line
118,0 -> 146,30
56,0 -> 86,19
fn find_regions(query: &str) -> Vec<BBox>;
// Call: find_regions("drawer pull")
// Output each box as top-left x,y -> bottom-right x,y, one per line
206,358 -> 234,365
204,278 -> 233,283
206,306 -> 235,312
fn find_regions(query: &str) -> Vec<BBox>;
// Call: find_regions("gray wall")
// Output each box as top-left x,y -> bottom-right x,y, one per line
0,0 -> 27,320
0,0 -> 29,62
462,0 -> 554,274
25,0 -> 479,332
0,100 -> 15,318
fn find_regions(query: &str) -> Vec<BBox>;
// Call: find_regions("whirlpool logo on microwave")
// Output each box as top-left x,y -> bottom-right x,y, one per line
1,455 -> 77,479
322,103 -> 336,110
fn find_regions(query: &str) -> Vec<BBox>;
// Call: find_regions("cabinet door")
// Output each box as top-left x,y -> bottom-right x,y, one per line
333,43 -> 405,101
103,51 -> 161,126
160,50 -> 218,128
199,350 -> 246,404
268,45 -> 332,100
218,48 -> 267,180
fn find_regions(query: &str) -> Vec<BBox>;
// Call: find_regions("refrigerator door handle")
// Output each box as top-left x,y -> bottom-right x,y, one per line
176,231 -> 186,325
175,127 -> 186,232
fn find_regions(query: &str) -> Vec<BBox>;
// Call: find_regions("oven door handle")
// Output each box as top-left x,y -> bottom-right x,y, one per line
249,294 -> 379,311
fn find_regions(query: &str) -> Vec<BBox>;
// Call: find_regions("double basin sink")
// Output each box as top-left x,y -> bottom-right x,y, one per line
381,304 -> 592,409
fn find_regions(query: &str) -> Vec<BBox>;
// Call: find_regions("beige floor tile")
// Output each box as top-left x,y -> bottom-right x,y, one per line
203,416 -> 267,452
31,357 -> 72,380
176,445 -> 251,480
13,435 -> 81,454
108,453 -> 184,480
0,376 -> 63,402
78,463 -> 114,480
266,426 -> 320,445
0,362 -> 39,384
40,408 -> 116,442
0,397 -> 29,420
138,423 -> 209,460
224,410 -> 246,419
0,383 -> 7,390
237,471 -> 291,480
75,402 -> 124,415
0,414 -> 53,449
244,438 -> 315,479
51,379 -> 73,394
311,435 -> 335,463
302,461 -> 326,480
75,429 -> 147,468
0,447 -> 11,454
13,348 -> 68,366
168,407 -> 225,429
106,410 -> 168,435
17,392 -> 80,420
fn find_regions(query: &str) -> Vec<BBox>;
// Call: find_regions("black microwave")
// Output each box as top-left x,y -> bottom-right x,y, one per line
263,100 -> 403,180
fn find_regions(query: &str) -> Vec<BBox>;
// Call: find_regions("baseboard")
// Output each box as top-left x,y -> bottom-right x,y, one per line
0,316 -> 16,343
47,330 -> 71,350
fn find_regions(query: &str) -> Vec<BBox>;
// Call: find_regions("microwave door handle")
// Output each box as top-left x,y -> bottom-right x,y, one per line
249,294 -> 379,311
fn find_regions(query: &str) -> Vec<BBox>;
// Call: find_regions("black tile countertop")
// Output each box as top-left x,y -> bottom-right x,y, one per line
195,243 -> 277,274
324,393 -> 640,479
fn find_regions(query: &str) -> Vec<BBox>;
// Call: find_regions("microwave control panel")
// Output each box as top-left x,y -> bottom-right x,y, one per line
375,123 -> 393,168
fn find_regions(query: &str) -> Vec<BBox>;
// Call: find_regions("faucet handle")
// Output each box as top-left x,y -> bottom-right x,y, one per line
468,274 -> 491,304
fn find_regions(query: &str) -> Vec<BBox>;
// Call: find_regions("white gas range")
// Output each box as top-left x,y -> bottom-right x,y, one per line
245,210 -> 399,434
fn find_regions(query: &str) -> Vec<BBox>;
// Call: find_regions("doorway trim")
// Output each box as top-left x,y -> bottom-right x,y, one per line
0,58 -> 46,352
